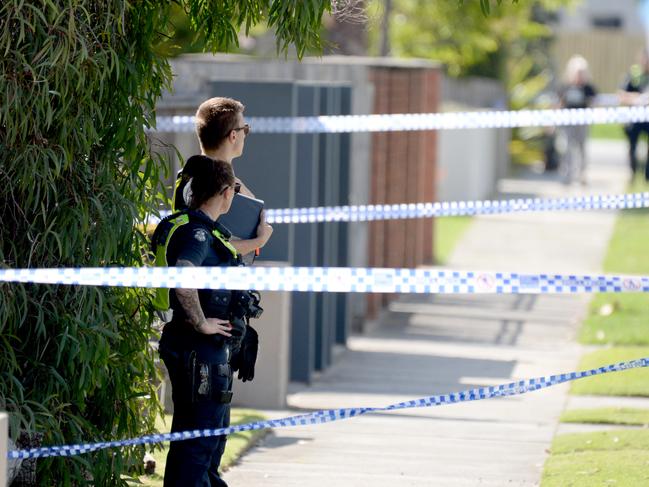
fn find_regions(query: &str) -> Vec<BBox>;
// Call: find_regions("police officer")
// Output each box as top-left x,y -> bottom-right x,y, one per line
174,97 -> 266,265
155,157 -> 272,486
619,51 -> 649,181
174,97 -> 253,213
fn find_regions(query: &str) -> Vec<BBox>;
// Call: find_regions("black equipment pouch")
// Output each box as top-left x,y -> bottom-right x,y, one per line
230,290 -> 264,320
188,351 -> 233,404
198,289 -> 231,320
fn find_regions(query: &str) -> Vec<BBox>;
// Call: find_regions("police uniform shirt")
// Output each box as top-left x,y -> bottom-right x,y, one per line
166,210 -> 235,322
174,155 -> 258,266
622,66 -> 649,94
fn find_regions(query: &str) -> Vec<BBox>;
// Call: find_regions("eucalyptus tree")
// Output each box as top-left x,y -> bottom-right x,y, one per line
371,0 -> 568,76
369,0 -> 572,165
0,1 -> 333,484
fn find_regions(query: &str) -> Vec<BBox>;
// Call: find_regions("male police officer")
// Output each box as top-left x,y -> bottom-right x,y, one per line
155,157 -> 272,486
619,51 -> 649,181
174,97 -> 270,258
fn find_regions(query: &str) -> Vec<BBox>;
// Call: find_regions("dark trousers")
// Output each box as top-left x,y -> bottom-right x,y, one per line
159,325 -> 233,487
626,122 -> 649,179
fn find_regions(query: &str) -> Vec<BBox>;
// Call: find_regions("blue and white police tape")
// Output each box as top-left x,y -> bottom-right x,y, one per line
154,105 -> 649,134
148,192 -> 649,226
265,192 -> 649,224
1,266 -> 648,294
9,357 -> 649,460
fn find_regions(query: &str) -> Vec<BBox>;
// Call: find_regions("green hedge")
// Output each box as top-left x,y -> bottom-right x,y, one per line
1,2 -> 329,484
0,2 -> 173,484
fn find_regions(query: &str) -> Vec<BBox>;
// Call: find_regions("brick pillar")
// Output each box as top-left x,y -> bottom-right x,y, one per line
367,68 -> 390,318
422,70 -> 439,264
366,63 -> 440,319
383,69 -> 411,307
407,70 -> 424,269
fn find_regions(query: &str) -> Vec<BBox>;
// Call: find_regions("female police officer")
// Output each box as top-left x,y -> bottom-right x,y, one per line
155,156 -> 272,486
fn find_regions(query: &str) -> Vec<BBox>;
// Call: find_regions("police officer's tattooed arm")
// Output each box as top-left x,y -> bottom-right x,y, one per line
175,259 -> 233,336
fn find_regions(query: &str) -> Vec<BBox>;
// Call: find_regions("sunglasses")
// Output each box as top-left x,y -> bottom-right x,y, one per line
220,182 -> 241,195
232,124 -> 250,136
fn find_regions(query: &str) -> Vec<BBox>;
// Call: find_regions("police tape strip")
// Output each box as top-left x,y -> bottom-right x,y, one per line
8,357 -> 649,460
148,192 -> 649,226
265,192 -> 649,224
154,105 -> 649,134
1,266 -> 648,294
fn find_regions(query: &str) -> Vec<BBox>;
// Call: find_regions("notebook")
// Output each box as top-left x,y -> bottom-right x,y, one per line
217,193 -> 265,240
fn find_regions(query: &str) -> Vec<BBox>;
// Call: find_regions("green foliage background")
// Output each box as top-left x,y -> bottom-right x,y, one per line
366,0 -> 569,77
0,1 -> 329,484
366,0 -> 575,165
1,2 -> 171,484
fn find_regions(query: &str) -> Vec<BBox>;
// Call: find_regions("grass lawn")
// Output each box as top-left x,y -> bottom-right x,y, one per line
434,216 -> 472,265
600,209 -> 649,275
541,183 -> 649,484
541,430 -> 649,486
130,409 -> 267,486
589,124 -> 626,141
580,293 -> 649,345
579,207 -> 649,346
570,347 -> 649,396
561,407 -> 649,426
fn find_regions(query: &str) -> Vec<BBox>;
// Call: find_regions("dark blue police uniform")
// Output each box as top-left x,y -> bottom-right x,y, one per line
158,209 -> 242,487
622,66 -> 649,179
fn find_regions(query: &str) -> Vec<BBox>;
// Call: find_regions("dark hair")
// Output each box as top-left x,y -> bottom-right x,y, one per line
188,156 -> 235,209
195,97 -> 245,151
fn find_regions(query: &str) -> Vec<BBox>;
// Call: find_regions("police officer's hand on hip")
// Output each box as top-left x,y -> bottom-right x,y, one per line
196,317 -> 233,336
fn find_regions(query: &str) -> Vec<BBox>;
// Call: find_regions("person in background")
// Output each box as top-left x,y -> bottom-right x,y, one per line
619,51 -> 649,182
558,55 -> 597,185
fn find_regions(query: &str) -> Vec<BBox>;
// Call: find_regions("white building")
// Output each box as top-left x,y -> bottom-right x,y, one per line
554,0 -> 644,34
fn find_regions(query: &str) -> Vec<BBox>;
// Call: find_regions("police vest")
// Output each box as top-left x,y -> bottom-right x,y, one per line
151,210 -> 239,311
628,64 -> 649,92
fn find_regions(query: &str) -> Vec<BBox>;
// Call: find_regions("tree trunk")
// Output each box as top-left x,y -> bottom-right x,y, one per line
380,0 -> 392,57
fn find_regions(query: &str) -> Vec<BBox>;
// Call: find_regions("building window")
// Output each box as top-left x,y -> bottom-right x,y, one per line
591,16 -> 623,29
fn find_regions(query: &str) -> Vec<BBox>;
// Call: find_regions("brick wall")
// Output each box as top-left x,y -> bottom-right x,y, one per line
367,66 -> 440,317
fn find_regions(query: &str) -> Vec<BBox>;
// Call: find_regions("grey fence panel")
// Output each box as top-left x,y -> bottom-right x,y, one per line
206,80 -> 352,382
290,84 -> 320,383
314,84 -> 352,371
208,81 -> 297,263
336,86 -> 352,345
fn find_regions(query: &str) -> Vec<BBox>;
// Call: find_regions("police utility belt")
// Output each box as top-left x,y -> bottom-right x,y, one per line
175,288 -> 263,343
188,350 -> 234,404
203,289 -> 263,322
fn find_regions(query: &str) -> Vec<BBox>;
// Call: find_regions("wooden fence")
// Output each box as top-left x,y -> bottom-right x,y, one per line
553,31 -> 646,92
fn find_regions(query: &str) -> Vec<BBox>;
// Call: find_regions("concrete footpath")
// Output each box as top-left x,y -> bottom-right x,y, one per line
224,140 -> 629,486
